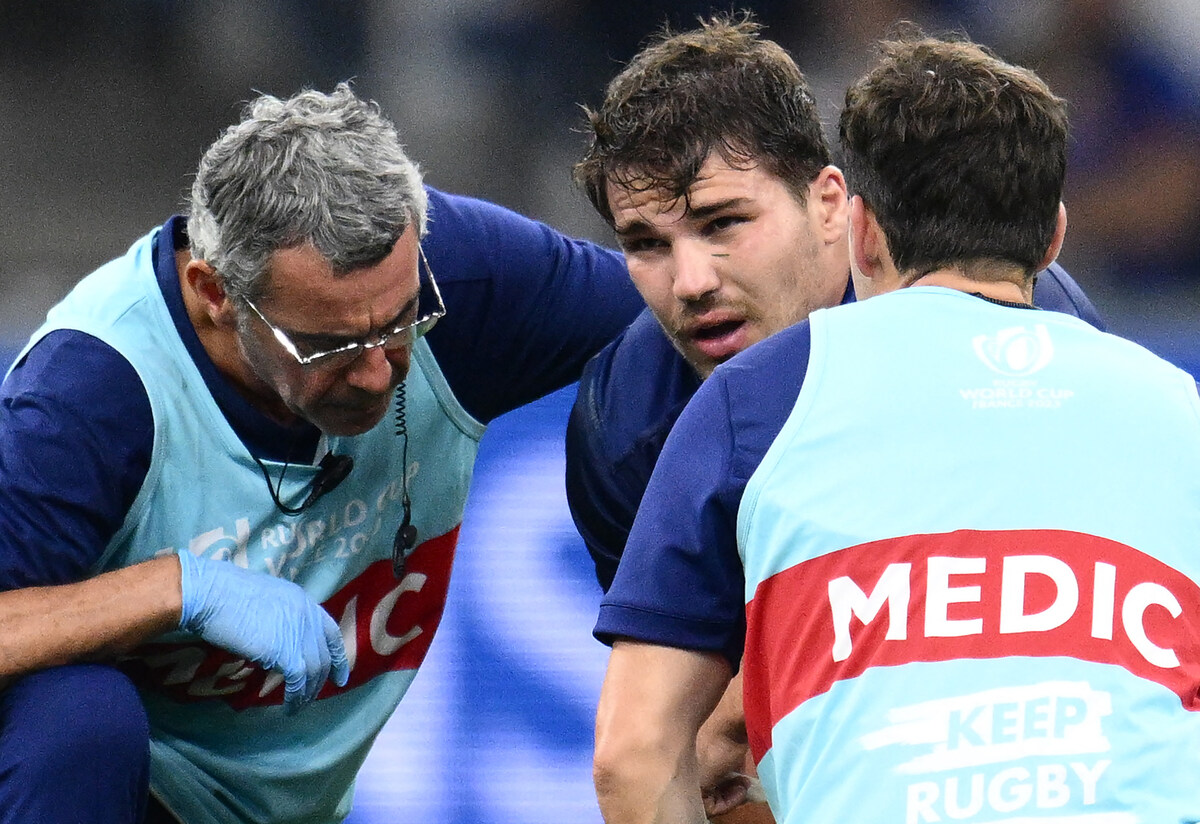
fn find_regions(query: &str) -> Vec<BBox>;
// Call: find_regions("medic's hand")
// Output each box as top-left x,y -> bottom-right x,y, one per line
176,551 -> 350,712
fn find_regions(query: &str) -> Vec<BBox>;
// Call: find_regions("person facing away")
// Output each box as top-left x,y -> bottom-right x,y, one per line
0,83 -> 642,824
565,13 -> 1104,819
590,32 -> 1200,824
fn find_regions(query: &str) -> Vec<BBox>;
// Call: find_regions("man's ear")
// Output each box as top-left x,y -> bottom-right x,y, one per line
185,258 -> 238,326
849,195 -> 887,280
810,166 -> 850,246
848,195 -> 905,299
1037,202 -> 1068,271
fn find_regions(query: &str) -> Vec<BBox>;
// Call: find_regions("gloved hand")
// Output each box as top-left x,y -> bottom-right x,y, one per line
177,551 -> 350,713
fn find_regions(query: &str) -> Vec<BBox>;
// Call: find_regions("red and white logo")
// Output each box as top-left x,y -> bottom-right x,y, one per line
742,530 -> 1200,760
124,526 -> 460,709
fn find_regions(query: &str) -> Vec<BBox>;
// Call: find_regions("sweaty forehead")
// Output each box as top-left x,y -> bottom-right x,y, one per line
606,178 -> 688,229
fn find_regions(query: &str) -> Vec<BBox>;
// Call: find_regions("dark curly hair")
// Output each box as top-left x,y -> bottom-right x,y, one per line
575,13 -> 831,225
838,33 -> 1069,280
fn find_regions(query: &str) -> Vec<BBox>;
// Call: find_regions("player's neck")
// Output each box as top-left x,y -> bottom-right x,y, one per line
909,267 -> 1034,306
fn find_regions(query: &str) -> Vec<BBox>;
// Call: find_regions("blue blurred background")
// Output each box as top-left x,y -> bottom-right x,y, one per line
344,385 -> 610,823
1,2 -> 1196,822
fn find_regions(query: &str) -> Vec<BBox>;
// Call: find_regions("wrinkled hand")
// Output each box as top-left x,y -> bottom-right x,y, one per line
177,551 -> 350,712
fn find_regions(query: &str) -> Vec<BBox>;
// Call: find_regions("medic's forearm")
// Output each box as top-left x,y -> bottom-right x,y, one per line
0,555 -> 182,680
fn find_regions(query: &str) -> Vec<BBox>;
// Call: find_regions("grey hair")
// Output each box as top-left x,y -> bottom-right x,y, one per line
188,82 -> 427,300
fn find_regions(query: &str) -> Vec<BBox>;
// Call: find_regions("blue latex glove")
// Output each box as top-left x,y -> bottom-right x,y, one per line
177,551 -> 350,712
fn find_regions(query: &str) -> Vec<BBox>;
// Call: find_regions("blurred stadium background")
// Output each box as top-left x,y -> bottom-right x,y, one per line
1,2 -> 1196,822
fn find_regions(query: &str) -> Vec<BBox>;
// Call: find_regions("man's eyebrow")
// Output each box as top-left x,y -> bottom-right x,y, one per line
613,217 -> 655,237
686,196 -> 751,220
288,292 -> 420,343
382,293 -> 420,330
613,196 -> 751,235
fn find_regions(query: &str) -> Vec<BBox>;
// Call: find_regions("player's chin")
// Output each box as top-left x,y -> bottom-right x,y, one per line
682,346 -> 722,381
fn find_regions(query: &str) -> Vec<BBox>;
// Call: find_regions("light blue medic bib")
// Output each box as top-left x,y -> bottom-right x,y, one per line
23,227 -> 485,824
736,287 -> 1200,824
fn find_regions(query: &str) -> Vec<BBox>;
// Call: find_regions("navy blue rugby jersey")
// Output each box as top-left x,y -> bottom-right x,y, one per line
0,188 -> 643,589
566,263 -> 1104,592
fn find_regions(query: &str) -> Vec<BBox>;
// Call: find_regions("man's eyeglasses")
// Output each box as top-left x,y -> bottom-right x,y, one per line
243,244 -> 445,370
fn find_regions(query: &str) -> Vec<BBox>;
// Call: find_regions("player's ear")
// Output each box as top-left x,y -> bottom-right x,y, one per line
185,258 -> 237,327
849,195 -> 904,299
849,195 -> 886,280
811,166 -> 850,246
1037,202 -> 1068,271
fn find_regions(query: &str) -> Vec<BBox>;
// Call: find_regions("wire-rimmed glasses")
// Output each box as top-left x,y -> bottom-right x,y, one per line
243,244 -> 445,370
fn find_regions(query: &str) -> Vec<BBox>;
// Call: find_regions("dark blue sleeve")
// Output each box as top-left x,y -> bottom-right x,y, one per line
0,331 -> 153,589
594,370 -> 748,665
565,311 -> 701,592
1033,262 -> 1106,331
565,345 -> 638,593
420,189 -> 643,423
594,322 -> 814,669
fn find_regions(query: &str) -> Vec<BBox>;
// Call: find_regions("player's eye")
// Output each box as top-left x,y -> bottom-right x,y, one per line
703,215 -> 746,236
619,236 -> 667,254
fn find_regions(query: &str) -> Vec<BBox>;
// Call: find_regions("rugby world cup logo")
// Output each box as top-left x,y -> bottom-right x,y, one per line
972,324 -> 1054,377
